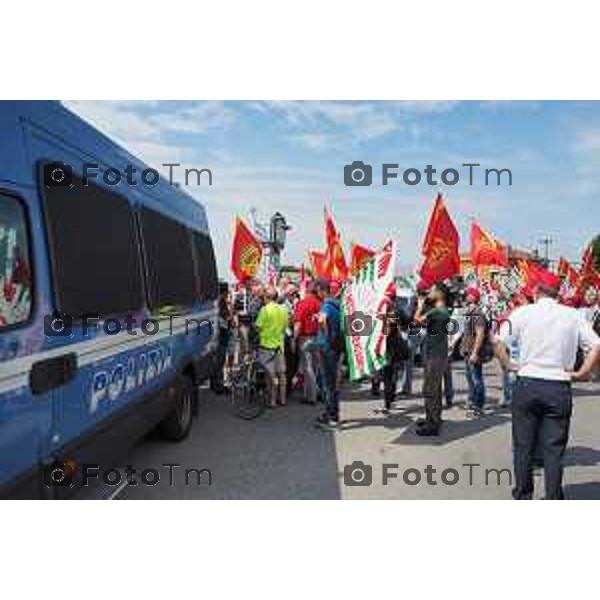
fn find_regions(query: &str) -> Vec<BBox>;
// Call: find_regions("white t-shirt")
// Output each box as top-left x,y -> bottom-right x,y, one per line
497,298 -> 600,381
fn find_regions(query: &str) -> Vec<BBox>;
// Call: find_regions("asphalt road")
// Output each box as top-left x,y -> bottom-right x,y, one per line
117,363 -> 600,500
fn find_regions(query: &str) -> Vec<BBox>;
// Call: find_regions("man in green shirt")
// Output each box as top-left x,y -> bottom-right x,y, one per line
256,286 -> 290,407
414,283 -> 452,436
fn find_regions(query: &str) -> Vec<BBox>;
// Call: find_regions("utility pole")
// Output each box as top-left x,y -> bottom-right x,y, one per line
538,236 -> 553,268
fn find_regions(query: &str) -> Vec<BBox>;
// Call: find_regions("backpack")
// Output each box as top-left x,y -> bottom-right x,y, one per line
324,300 -> 345,354
479,328 -> 495,363
463,309 -> 494,363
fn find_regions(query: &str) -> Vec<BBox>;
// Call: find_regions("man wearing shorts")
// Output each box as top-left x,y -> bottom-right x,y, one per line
256,286 -> 290,407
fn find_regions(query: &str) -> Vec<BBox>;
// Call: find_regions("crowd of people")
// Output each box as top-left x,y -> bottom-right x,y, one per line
211,277 -> 346,428
210,274 -> 600,498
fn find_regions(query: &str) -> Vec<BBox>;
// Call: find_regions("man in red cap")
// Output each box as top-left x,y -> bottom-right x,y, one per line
495,277 -> 600,499
460,286 -> 489,418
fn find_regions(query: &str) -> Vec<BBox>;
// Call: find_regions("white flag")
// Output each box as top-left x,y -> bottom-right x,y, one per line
340,240 -> 396,381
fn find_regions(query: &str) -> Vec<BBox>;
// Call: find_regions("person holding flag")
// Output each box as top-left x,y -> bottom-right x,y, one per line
414,283 -> 452,436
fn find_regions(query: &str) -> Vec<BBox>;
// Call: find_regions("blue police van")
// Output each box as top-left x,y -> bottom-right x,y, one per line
0,101 -> 219,498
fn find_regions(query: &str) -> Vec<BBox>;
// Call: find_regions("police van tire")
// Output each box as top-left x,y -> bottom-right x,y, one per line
158,377 -> 194,441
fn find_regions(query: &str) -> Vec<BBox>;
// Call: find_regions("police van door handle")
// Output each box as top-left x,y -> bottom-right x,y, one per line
30,353 -> 78,395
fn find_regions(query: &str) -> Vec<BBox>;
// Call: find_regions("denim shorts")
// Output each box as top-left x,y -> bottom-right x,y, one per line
258,348 -> 286,376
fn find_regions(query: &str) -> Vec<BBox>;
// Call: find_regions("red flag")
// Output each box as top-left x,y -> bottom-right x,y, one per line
324,208 -> 349,280
308,250 -> 327,278
471,221 -> 509,269
350,243 -> 376,275
558,257 -> 579,287
230,217 -> 263,282
578,242 -> 600,292
517,259 -> 560,296
419,194 -> 460,286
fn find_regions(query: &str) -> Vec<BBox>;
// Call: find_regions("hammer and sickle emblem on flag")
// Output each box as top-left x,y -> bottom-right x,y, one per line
429,237 -> 452,266
240,245 -> 261,275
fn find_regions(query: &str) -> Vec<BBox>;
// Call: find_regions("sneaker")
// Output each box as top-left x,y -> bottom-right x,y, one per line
416,422 -> 440,436
466,407 -> 483,419
300,398 -> 317,406
314,416 -> 339,430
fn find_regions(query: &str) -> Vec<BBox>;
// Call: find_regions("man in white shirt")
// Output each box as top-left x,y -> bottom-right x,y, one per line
495,279 -> 600,500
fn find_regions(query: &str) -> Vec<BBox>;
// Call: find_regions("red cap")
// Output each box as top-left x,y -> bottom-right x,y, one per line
465,286 -> 481,303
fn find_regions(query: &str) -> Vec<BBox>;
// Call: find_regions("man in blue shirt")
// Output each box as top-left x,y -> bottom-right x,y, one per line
314,280 -> 344,429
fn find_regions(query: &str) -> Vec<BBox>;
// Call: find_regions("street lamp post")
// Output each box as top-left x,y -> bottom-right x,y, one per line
249,209 -> 291,282
267,212 -> 291,278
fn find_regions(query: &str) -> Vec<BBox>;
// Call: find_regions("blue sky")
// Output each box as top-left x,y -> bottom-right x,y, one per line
65,101 -> 600,277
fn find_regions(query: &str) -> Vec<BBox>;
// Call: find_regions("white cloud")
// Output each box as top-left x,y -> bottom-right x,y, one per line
390,100 -> 461,113
571,128 -> 600,179
250,100 -> 405,149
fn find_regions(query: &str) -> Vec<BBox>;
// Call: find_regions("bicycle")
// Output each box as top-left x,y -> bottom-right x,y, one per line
229,349 -> 274,420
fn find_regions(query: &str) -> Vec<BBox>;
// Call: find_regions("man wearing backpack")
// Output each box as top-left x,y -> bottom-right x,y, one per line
379,287 -> 411,412
314,280 -> 344,429
460,287 -> 490,418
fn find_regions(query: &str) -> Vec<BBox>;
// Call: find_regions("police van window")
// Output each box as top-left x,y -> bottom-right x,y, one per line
140,207 -> 197,310
193,231 -> 218,302
0,193 -> 33,328
42,175 -> 144,318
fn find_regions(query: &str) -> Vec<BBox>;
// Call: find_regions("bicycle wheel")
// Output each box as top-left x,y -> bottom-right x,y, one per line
230,362 -> 269,420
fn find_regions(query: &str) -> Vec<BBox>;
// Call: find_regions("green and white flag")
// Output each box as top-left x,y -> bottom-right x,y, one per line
341,240 -> 397,381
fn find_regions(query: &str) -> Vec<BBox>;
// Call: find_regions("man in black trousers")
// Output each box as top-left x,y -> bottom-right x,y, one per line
495,279 -> 600,499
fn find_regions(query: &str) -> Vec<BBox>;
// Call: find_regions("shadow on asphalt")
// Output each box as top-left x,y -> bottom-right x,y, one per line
122,389 -> 342,499
563,445 -> 600,468
391,412 -> 511,447
572,387 -> 600,398
564,481 -> 600,499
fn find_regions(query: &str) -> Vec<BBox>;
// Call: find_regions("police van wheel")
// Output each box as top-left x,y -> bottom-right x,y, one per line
158,377 -> 194,441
